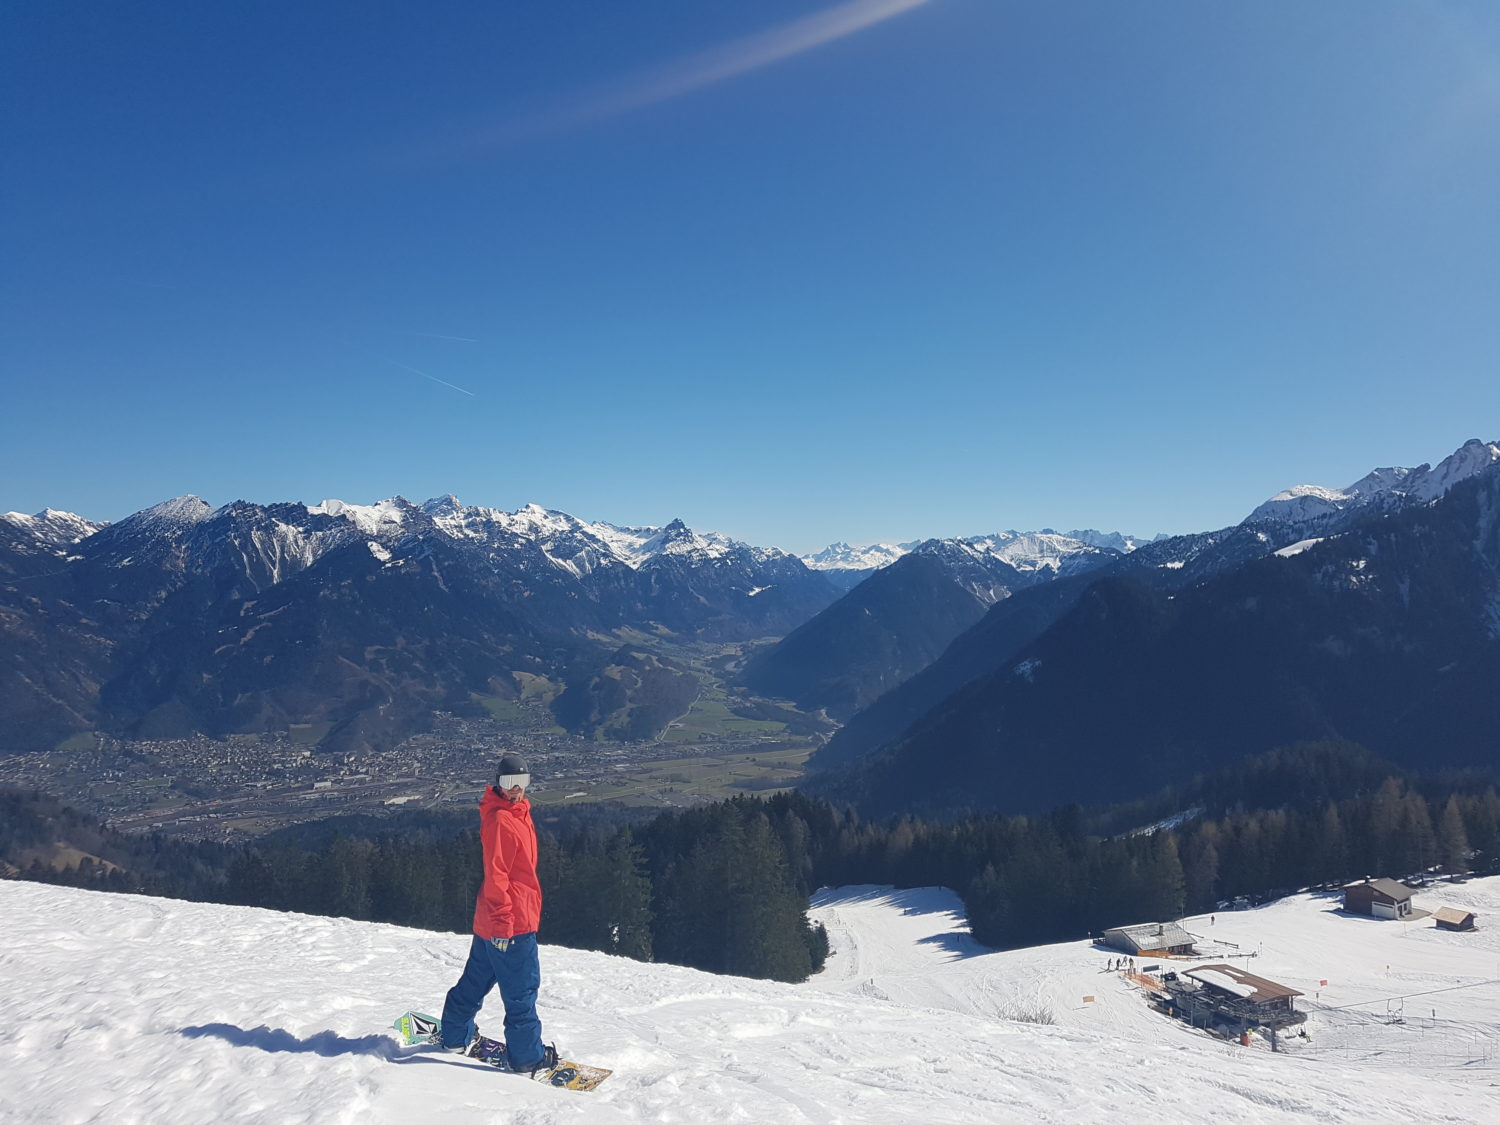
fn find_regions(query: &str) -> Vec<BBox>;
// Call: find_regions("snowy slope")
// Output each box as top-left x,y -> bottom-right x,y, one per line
3,880 -> 1499,1124
808,884 -> 1500,1055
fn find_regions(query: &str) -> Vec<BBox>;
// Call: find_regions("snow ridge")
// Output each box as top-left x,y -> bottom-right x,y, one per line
1247,438 -> 1500,527
802,528 -> 1141,577
0,508 -> 106,548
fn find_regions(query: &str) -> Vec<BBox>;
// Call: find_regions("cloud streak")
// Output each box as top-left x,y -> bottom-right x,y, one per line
374,355 -> 477,396
473,0 -> 933,149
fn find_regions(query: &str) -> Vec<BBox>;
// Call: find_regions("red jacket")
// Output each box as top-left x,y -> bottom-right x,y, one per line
471,787 -> 542,940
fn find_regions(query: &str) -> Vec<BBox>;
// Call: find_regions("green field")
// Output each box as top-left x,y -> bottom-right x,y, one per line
659,698 -> 789,743
288,721 -> 334,745
473,696 -> 526,722
531,743 -> 815,808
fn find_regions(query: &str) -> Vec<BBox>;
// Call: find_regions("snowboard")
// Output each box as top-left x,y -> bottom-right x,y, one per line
391,1010 -> 612,1091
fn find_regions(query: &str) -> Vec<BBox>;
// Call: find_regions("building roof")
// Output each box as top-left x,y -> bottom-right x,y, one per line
1184,968 -> 1254,998
1433,907 -> 1476,925
1186,963 -> 1302,1004
1103,922 -> 1195,949
1342,878 -> 1415,902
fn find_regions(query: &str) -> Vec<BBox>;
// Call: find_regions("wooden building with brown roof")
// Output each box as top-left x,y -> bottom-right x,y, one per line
1159,963 -> 1306,1041
1433,907 -> 1477,932
1342,878 -> 1417,919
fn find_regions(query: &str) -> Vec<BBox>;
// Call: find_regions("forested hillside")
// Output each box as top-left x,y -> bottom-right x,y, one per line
8,741 -> 1499,966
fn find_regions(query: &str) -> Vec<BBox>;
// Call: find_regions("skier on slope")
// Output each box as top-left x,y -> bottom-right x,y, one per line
440,752 -> 558,1076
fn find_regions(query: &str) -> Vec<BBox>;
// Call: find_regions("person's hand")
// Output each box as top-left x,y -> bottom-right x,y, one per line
490,937 -> 511,952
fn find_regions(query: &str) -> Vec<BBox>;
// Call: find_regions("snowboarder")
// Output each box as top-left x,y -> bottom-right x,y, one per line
440,752 -> 558,1076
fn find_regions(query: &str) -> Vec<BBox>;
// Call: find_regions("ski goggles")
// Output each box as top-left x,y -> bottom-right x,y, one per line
498,772 -> 530,790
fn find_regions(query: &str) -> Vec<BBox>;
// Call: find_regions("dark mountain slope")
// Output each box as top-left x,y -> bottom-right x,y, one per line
808,464 -> 1500,818
810,512 -> 1439,773
741,534 -> 1121,723
740,553 -> 991,720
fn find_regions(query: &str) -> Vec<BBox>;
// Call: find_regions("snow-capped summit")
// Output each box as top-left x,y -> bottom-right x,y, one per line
418,493 -> 464,519
954,531 -> 1115,575
1246,439 -> 1499,527
129,494 -> 216,527
800,541 -> 911,572
305,497 -> 412,537
1057,528 -> 1155,553
802,528 -> 1138,583
632,517 -> 727,562
0,507 -> 105,548
404,498 -> 764,571
1407,437 -> 1500,502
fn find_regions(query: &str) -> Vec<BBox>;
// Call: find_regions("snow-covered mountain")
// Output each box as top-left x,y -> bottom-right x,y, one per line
936,531 -> 1119,579
800,540 -> 914,572
0,506 -> 105,548
1060,527 -> 1157,553
0,507 -> 107,579
417,497 -> 757,573
0,495 -> 843,753
51,492 -> 829,611
6,878 -> 1497,1123
801,528 -> 1143,589
1246,438 -> 1500,527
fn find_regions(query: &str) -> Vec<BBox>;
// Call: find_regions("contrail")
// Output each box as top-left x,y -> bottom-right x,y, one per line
413,332 -> 479,343
472,0 -> 934,149
375,355 -> 477,396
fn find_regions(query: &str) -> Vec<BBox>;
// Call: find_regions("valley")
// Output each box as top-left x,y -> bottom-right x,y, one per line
3,646 -> 829,841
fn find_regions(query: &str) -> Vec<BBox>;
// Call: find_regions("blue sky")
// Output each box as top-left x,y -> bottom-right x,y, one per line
4,1 -> 1498,554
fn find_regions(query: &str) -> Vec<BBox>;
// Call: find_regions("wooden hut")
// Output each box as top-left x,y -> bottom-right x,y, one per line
1433,907 -> 1477,932
1100,922 -> 1196,957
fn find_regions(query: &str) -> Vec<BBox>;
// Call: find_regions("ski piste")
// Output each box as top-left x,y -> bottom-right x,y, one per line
391,1010 -> 612,1091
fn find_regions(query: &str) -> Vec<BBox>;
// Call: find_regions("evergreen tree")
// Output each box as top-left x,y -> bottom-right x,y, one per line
1395,790 -> 1437,875
321,836 -> 373,919
965,864 -> 1017,948
651,808 -> 817,981
1181,825 -> 1220,913
1319,803 -> 1349,883
1437,796 -> 1471,874
1364,777 -> 1405,874
603,830 -> 654,960
1137,834 -> 1185,921
1462,790 -> 1500,872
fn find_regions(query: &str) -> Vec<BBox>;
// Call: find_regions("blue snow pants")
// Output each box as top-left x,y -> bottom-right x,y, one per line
440,933 -> 544,1068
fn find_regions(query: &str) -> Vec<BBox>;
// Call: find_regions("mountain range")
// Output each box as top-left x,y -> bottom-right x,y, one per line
0,495 -> 840,753
6,438 -> 1497,805
801,438 -> 1500,816
0,494 -> 1141,755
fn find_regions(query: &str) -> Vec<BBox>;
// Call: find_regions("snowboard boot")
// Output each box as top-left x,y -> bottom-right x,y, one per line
515,1042 -> 559,1079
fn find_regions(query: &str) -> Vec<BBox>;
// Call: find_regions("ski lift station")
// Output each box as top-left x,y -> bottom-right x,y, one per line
1157,963 -> 1306,1046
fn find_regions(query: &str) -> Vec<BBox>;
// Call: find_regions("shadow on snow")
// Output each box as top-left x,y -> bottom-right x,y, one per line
180,1023 -> 409,1060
